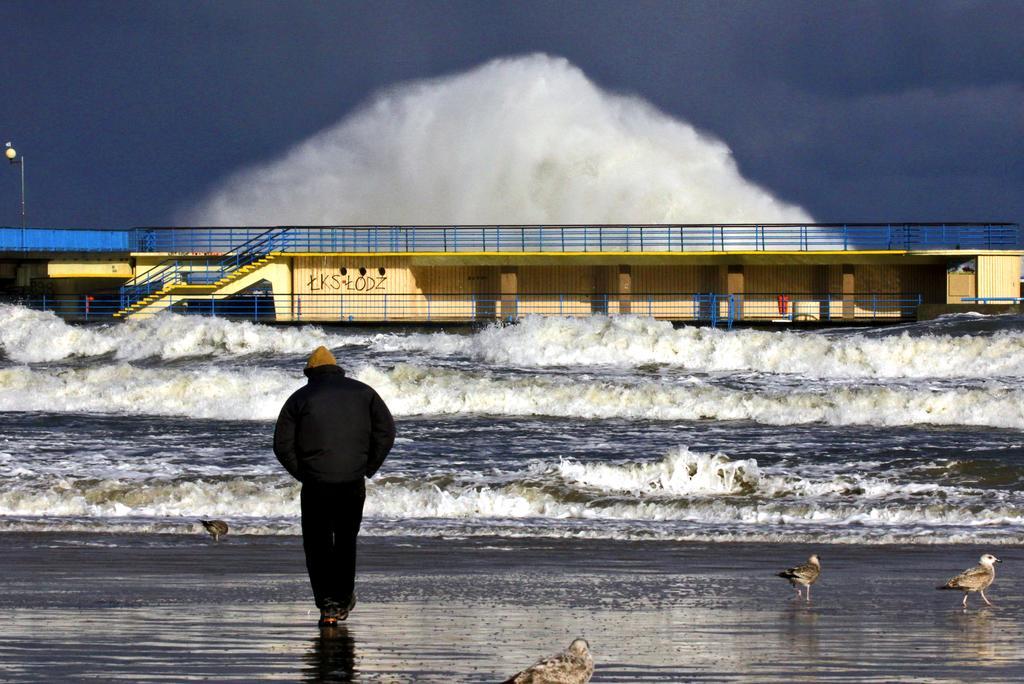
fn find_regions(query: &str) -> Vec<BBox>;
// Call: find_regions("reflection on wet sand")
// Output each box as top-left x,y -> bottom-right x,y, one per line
1,535 -> 1023,682
782,605 -> 821,663
305,626 -> 357,682
946,608 -> 1013,665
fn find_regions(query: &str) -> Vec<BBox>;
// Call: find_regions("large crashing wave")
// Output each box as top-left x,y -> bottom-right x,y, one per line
2,362 -> 1023,428
183,54 -> 811,226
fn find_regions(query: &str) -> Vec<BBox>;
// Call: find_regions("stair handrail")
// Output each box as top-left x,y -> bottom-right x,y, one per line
210,226 -> 291,281
119,227 -> 289,311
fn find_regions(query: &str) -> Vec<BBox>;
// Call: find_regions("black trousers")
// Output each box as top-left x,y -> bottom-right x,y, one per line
300,480 -> 366,609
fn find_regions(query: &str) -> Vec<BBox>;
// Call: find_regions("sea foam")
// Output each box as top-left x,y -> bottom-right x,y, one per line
2,448 -> 1019,545
2,361 -> 1024,428
377,314 -> 1024,378
0,305 -> 362,363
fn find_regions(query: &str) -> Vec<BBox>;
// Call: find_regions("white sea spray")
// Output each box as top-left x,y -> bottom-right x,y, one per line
184,54 -> 810,226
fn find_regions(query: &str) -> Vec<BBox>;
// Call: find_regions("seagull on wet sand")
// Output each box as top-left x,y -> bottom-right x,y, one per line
200,519 -> 229,542
501,638 -> 594,684
937,554 -> 1001,608
777,554 -> 821,601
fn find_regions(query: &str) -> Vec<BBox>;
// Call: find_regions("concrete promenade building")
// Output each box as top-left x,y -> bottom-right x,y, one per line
1,224 -> 1021,326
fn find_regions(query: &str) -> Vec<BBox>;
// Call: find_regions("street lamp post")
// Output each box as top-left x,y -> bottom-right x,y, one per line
5,142 -> 26,240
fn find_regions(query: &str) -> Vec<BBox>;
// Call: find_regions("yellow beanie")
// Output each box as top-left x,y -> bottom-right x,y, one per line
306,346 -> 337,369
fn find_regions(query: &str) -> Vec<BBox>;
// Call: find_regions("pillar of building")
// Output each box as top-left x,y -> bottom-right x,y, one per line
842,265 -> 856,319
500,266 -> 518,320
617,265 -> 632,314
266,258 -> 293,321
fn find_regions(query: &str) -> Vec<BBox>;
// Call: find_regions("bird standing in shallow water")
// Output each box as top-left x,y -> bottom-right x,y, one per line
937,554 -> 1001,608
200,519 -> 229,542
502,638 -> 594,684
777,554 -> 821,601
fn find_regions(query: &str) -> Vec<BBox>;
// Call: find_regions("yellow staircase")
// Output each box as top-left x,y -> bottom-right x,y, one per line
115,254 -> 280,318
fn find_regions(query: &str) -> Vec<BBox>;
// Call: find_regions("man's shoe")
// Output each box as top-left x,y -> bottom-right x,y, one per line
336,592 -> 357,622
318,599 -> 341,627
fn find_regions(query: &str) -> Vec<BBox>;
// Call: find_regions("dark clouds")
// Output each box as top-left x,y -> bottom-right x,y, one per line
1,0 -> 1021,228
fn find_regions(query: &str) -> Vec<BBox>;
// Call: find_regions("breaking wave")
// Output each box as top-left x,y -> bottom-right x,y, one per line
0,305 -> 362,363
378,314 -> 1024,378
2,448 -> 1021,545
2,361 -> 1024,428
6,307 -> 1024,382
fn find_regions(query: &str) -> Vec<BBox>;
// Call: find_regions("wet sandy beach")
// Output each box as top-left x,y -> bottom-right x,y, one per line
1,533 -> 1023,682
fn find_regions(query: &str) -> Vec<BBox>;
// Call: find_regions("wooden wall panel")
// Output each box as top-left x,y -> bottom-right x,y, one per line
631,266 -> 714,293
745,266 -> 817,293
977,255 -> 1022,298
947,273 -> 976,303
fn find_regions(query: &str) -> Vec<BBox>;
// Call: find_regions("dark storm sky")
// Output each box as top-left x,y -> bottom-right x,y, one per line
1,1 -> 1021,229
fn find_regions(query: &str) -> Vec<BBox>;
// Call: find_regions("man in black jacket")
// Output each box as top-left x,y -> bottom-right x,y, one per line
274,345 -> 395,626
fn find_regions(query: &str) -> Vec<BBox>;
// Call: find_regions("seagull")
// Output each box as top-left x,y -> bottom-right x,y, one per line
937,554 -> 1001,608
200,519 -> 229,542
777,554 -> 821,601
501,638 -> 594,684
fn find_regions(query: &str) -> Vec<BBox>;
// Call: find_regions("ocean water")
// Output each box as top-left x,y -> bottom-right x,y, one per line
2,304 -> 1024,546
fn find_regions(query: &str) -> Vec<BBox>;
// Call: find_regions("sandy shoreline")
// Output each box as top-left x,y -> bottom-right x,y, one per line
2,533 -> 1023,682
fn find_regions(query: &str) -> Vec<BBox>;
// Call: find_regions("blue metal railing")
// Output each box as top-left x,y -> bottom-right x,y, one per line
960,297 -> 1024,304
0,227 -> 133,251
122,223 -> 1022,254
3,223 -> 1020,254
20,292 -> 923,328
